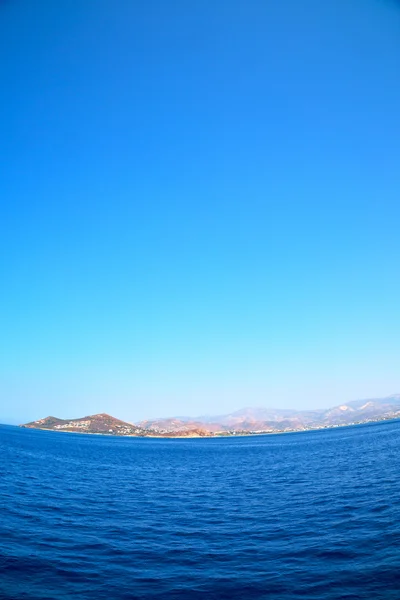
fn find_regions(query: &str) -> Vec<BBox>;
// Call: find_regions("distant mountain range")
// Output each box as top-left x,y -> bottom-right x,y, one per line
21,394 -> 400,437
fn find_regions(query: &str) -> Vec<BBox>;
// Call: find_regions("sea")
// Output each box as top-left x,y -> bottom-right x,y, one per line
1,420 -> 400,599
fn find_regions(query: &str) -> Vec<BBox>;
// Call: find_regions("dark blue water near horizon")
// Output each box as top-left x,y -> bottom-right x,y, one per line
1,421 -> 400,599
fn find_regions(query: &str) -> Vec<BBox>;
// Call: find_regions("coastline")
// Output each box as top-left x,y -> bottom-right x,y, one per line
18,415 -> 400,439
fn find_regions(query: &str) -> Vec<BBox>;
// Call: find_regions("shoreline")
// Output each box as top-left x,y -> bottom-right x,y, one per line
17,415 -> 400,439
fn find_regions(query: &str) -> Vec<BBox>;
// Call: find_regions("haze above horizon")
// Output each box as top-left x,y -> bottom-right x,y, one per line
1,0 -> 399,425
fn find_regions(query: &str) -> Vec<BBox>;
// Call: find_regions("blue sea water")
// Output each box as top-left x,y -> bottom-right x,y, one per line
1,421 -> 400,599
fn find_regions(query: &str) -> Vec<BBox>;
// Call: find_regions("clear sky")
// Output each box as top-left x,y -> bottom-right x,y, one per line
1,0 -> 400,424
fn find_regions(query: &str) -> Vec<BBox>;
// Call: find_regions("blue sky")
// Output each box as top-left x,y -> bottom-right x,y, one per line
1,0 -> 400,423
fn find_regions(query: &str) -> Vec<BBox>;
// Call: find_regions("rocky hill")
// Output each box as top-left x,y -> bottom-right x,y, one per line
22,413 -> 146,436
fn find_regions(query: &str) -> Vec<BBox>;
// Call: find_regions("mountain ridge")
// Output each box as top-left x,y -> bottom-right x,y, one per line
138,394 -> 400,433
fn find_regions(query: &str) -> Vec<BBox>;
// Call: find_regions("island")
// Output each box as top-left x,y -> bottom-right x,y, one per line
21,394 -> 400,437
